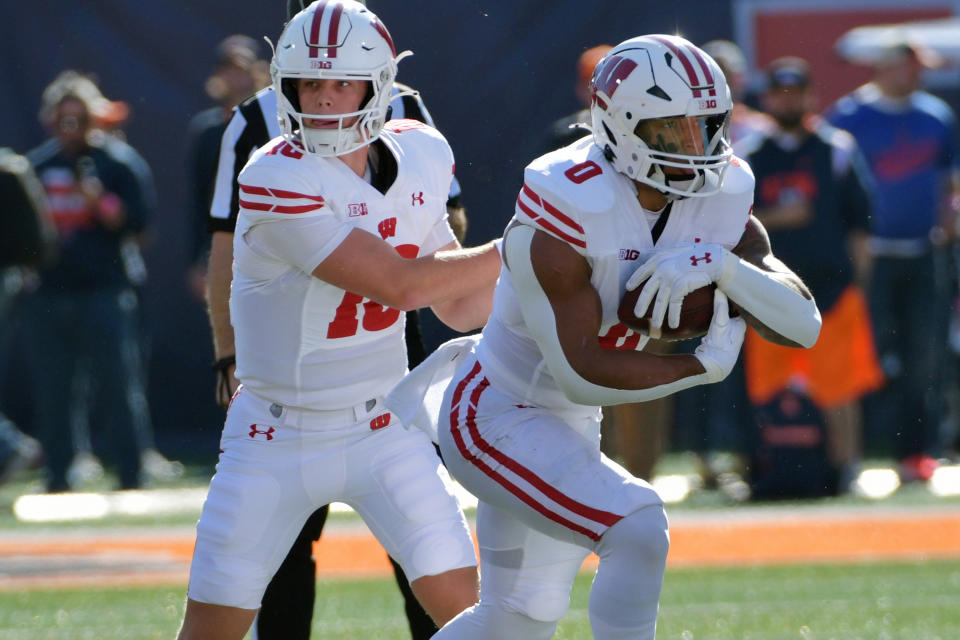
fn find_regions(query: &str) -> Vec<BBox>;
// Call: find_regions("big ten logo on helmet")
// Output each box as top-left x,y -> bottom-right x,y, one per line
311,60 -> 333,69
698,99 -> 718,109
347,202 -> 368,217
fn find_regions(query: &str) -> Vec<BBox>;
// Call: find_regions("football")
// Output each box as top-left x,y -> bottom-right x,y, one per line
618,281 -> 717,341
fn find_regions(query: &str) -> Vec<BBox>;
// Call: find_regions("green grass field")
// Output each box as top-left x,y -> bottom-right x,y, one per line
2,559 -> 958,639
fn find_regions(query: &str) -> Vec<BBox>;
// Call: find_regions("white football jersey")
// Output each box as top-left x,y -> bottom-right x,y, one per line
231,120 -> 457,411
477,137 -> 754,412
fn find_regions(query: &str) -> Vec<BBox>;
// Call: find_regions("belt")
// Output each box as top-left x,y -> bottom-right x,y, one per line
242,387 -> 391,430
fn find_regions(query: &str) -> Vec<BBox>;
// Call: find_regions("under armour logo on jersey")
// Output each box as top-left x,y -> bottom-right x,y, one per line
411,192 -> 424,206
369,413 -> 391,430
249,425 -> 275,440
347,202 -> 368,217
690,253 -> 713,266
378,217 -> 397,239
619,249 -> 640,261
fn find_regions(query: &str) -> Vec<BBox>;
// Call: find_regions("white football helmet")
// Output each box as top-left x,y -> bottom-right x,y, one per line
271,0 -> 408,156
590,34 -> 734,199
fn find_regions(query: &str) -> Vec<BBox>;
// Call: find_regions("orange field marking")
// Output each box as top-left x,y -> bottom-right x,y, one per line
1,508 -> 958,590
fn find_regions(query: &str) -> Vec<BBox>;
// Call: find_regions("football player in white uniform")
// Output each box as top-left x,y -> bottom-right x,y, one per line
176,3 -> 499,639
419,35 -> 821,639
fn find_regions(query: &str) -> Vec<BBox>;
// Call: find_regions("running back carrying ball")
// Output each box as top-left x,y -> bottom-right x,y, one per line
618,281 -> 716,340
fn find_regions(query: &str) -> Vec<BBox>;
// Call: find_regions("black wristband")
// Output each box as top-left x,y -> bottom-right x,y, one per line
211,355 -> 236,372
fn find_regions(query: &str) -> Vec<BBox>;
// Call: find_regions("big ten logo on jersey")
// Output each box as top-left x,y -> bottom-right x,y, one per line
619,248 -> 640,261
347,202 -> 368,217
598,323 -> 645,351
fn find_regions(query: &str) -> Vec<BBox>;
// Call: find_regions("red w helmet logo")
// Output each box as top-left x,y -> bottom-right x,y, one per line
591,55 -> 638,109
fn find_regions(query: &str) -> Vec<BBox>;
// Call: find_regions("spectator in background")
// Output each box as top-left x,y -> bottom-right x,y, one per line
185,35 -> 269,303
826,40 -> 960,482
740,57 -> 884,492
0,147 -> 52,485
25,71 -> 154,492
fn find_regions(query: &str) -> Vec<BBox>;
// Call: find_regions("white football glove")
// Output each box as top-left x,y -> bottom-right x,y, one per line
693,290 -> 746,383
625,243 -> 735,330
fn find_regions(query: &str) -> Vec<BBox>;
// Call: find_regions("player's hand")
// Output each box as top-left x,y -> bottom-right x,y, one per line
693,290 -> 745,383
214,363 -> 239,408
625,243 -> 731,330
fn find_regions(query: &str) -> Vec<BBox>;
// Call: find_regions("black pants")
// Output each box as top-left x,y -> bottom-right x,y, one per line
256,505 -> 438,639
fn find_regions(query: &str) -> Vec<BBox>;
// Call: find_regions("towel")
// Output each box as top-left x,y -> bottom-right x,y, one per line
385,334 -> 482,443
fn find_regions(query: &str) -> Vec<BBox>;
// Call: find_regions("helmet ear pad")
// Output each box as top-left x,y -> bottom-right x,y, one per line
281,78 -> 302,114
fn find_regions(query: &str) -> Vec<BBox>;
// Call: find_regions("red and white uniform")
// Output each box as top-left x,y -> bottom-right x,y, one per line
188,121 -> 475,610
232,120 -> 456,410
433,137 -> 753,638
476,136 -> 753,420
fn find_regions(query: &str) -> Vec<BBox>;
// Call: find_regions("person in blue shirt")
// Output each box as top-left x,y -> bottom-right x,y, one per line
826,40 -> 960,482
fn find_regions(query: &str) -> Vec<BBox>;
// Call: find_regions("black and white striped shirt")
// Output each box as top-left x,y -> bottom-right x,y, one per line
207,83 -> 460,233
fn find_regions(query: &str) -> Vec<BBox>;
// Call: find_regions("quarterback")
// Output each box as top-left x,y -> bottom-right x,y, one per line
176,2 -> 499,639
412,35 -> 821,639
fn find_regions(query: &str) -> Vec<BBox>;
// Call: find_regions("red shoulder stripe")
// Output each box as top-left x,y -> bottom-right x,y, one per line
516,198 -> 587,248
515,182 -> 587,248
521,184 -> 585,233
239,182 -> 326,215
240,184 -> 325,203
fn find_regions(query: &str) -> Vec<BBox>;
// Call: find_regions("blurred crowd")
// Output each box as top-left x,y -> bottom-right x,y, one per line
1,26 -> 959,499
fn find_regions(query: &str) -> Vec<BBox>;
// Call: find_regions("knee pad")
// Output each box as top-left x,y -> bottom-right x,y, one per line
589,506 -> 669,640
506,583 -> 571,624
596,504 -> 669,564
480,545 -> 574,624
